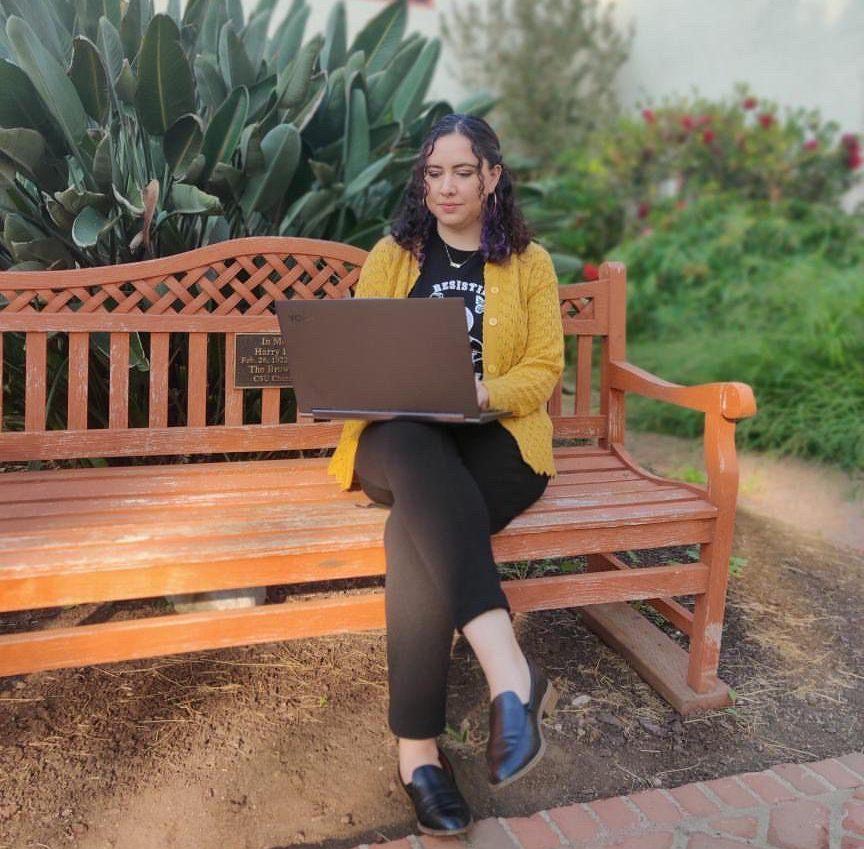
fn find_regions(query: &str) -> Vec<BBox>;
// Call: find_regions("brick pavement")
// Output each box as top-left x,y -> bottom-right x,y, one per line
352,752 -> 864,849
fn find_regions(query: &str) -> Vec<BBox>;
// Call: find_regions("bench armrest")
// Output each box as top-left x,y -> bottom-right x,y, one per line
608,360 -> 757,422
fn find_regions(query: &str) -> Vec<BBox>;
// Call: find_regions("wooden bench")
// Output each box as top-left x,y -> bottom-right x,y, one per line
0,237 -> 756,715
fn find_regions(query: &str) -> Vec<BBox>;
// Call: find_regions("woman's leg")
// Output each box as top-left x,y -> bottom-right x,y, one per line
354,419 -> 513,780
451,421 -> 551,703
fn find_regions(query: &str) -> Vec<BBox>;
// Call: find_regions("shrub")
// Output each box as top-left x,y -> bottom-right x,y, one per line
440,0 -> 633,163
614,193 -> 864,471
532,83 -> 863,276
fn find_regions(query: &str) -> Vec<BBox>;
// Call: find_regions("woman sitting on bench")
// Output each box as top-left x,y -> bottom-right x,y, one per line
327,113 -> 565,837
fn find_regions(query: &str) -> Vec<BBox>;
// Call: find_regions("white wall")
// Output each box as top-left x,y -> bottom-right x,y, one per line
284,0 -> 864,136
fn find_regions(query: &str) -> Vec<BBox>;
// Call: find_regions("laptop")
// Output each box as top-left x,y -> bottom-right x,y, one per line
274,297 -> 511,424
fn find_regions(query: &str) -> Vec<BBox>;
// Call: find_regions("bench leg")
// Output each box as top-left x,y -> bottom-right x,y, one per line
580,553 -> 732,715
686,538 -> 732,694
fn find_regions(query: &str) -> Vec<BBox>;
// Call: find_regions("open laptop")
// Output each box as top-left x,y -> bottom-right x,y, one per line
274,297 -> 511,424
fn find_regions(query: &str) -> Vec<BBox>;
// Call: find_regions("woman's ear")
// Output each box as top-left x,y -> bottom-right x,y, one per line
489,162 -> 503,194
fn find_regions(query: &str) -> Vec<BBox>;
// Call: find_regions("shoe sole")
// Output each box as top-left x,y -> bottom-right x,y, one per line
417,818 -> 473,836
490,679 -> 559,791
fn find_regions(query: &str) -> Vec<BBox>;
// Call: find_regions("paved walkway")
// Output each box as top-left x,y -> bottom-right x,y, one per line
353,752 -> 864,849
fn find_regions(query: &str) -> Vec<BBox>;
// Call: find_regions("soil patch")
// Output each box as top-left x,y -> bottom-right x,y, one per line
1,433 -> 862,849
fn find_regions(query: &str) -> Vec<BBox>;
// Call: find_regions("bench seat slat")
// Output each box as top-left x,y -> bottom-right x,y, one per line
0,447 -> 624,496
0,498 -> 716,573
0,520 -> 715,614
0,485 -> 698,536
0,478 -> 675,521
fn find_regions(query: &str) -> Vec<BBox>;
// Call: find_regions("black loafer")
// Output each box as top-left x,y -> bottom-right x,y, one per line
398,746 -> 472,836
487,658 -> 558,789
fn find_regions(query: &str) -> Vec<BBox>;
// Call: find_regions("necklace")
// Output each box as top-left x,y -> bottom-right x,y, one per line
442,240 -> 478,269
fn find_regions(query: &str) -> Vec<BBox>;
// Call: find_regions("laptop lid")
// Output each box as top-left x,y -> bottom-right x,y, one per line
274,298 -> 509,422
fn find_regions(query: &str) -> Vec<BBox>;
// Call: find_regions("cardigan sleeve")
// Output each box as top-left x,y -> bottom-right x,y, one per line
483,248 -> 565,418
352,236 -> 395,299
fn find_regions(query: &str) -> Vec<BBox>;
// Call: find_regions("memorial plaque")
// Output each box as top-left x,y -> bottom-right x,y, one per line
234,333 -> 293,388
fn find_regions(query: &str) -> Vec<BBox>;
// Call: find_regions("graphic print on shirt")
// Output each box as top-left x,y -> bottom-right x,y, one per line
427,279 -> 484,372
408,228 -> 486,378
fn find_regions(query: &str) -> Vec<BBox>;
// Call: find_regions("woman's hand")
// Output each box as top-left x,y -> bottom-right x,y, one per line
475,374 -> 490,410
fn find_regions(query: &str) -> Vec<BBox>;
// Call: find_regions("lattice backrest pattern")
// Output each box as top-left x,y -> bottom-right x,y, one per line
0,238 -> 618,462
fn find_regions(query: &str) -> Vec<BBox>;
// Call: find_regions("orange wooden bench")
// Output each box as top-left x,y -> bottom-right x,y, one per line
0,237 -> 756,714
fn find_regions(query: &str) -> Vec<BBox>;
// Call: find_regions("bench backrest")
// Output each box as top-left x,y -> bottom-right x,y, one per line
0,237 -> 624,462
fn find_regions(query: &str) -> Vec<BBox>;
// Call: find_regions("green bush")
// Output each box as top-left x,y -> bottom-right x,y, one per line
614,193 -> 864,471
531,83 -> 863,275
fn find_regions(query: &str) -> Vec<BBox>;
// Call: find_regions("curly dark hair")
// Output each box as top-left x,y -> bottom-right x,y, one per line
389,113 -> 535,266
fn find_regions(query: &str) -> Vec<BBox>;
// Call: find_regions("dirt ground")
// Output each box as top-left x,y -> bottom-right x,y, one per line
1,430 -> 862,849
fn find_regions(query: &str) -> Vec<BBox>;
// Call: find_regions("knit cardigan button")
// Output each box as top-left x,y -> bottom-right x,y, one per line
489,317 -> 498,326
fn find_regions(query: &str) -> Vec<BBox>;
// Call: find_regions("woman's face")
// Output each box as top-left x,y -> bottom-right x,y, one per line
423,132 -> 501,231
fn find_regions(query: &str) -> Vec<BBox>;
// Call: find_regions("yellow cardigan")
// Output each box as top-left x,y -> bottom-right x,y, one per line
326,234 -> 565,491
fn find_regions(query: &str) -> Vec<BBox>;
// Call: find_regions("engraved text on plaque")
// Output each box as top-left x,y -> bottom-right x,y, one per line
234,333 -> 293,388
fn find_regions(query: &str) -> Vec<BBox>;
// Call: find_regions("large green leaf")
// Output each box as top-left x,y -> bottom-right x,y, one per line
115,57 -> 136,104
391,37 -> 439,125
197,0 -> 228,57
72,205 -> 111,248
268,1 -> 308,73
208,161 -> 243,201
6,16 -> 88,154
321,1 -> 346,73
344,86 -> 369,186
135,14 -> 195,135
366,40 -> 422,123
225,0 -> 244,33
0,127 -> 45,174
343,152 -> 394,200
69,37 -> 109,122
170,182 -> 221,214
199,85 -> 248,182
242,11 -> 270,73
348,0 -> 406,75
455,90 -> 498,118
120,0 -> 151,62
97,16 -> 124,84
279,187 -> 336,235
3,0 -> 69,65
163,113 -> 203,178
218,22 -> 255,90
276,34 -> 321,109
240,122 -> 264,173
193,54 -> 227,109
239,122 -> 301,217
92,132 -> 113,192
0,59 -> 67,156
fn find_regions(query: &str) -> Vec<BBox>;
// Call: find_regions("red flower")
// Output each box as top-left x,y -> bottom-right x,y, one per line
847,149 -> 862,170
840,132 -> 858,148
702,129 -> 715,144
680,115 -> 694,131
757,113 -> 775,129
582,262 -> 600,281
642,109 -> 655,123
637,201 -> 651,219
803,139 -> 819,151
742,97 -> 758,110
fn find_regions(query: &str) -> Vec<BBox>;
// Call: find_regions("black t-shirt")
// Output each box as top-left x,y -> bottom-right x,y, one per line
408,228 -> 486,379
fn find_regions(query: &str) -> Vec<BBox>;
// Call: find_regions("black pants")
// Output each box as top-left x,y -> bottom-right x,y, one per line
354,418 -> 550,739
